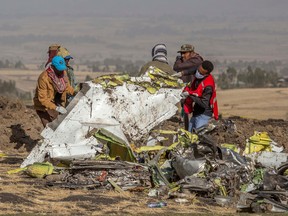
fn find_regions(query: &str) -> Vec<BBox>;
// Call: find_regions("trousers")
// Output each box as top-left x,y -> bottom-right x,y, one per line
188,114 -> 211,132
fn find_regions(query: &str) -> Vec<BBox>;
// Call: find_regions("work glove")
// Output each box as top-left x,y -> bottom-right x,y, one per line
191,93 -> 199,97
171,72 -> 182,78
180,91 -> 190,99
56,106 -> 67,114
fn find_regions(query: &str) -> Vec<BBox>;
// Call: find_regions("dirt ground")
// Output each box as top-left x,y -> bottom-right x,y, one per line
1,95 -> 288,215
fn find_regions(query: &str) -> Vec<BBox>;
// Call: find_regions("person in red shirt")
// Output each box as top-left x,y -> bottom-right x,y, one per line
181,60 -> 218,132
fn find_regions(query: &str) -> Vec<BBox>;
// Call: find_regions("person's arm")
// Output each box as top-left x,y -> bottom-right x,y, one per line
173,57 -> 202,72
190,86 -> 213,109
65,71 -> 75,95
182,65 -> 198,76
173,58 -> 191,72
67,66 -> 77,89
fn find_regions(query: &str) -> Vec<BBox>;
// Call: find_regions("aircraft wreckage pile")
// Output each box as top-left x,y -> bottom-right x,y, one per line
8,67 -> 288,213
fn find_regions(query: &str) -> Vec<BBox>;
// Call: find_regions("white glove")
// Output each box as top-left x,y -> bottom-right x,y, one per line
180,91 -> 190,99
56,106 -> 67,114
171,72 -> 182,78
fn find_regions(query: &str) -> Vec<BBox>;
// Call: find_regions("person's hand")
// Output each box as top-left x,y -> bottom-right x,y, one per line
171,72 -> 182,78
176,55 -> 182,61
180,91 -> 190,99
56,106 -> 67,114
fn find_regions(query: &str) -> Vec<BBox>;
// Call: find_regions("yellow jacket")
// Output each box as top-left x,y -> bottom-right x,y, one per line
33,70 -> 74,111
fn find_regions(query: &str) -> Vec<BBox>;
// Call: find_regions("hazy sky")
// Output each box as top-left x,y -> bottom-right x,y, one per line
0,0 -> 287,63
0,0 -> 287,18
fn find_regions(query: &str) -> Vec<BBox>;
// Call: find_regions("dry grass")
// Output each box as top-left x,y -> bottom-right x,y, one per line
217,88 -> 288,120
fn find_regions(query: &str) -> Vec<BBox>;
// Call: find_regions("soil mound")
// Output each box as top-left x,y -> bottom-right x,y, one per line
209,116 -> 288,151
0,96 -> 42,154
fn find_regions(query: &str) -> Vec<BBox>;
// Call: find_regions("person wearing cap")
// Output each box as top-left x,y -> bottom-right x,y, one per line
57,46 -> 77,89
45,43 -> 61,67
138,43 -> 174,76
34,55 -> 74,127
173,44 -> 203,130
180,60 -> 218,132
173,44 -> 203,83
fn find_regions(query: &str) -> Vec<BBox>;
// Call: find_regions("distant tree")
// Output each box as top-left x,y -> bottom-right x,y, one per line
15,60 -> 26,69
91,64 -> 100,72
0,60 -> 4,68
123,64 -> 139,76
279,67 -> 288,76
115,64 -> 124,72
0,79 -> 17,94
226,67 -> 237,85
237,66 -> 279,88
92,61 -> 102,72
253,68 -> 266,87
217,66 -> 238,89
85,75 -> 93,81
217,73 -> 230,89
266,70 -> 279,87
246,66 -> 254,87
4,60 -> 11,68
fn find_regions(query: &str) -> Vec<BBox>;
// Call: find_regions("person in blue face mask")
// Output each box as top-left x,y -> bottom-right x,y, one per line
180,60 -> 219,132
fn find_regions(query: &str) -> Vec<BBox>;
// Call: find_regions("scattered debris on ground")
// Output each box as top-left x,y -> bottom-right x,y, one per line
1,70 -> 288,214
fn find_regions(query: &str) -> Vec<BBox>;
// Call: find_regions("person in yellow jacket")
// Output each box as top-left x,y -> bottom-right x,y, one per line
34,56 -> 74,127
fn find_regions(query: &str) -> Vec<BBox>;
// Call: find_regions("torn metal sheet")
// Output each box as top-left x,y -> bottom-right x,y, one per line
171,155 -> 206,179
247,152 -> 288,168
22,81 -> 182,167
180,176 -> 214,192
220,148 -> 248,167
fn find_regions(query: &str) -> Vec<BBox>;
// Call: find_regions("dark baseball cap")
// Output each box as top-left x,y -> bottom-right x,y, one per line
177,44 -> 194,53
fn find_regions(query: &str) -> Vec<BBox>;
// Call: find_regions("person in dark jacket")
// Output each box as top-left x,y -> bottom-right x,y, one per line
138,43 -> 174,76
173,44 -> 203,83
173,44 -> 204,130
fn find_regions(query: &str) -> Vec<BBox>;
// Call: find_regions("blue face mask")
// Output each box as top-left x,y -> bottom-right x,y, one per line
195,70 -> 205,79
